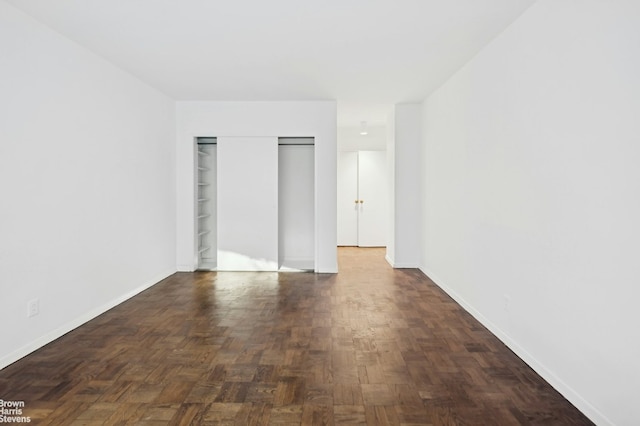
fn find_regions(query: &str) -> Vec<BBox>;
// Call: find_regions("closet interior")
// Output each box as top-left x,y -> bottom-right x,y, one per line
196,137 -> 217,270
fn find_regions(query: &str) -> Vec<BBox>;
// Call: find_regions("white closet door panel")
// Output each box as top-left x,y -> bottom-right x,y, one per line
279,144 -> 314,270
337,151 -> 358,246
217,137 -> 278,271
358,151 -> 388,247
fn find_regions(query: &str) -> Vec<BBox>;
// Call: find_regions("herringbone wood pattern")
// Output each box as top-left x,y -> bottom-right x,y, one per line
0,248 -> 592,425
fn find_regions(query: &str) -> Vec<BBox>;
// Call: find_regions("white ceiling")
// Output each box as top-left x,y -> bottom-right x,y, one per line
6,0 -> 535,126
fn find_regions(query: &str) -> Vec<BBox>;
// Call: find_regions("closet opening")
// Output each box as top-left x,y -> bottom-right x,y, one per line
195,137 -> 217,271
194,136 -> 315,272
278,138 -> 315,271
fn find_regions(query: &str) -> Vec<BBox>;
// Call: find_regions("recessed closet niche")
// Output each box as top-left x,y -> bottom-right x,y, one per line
196,138 -> 217,270
195,136 -> 314,271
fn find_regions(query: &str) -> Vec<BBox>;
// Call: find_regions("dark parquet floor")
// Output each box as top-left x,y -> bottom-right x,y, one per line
0,248 -> 593,425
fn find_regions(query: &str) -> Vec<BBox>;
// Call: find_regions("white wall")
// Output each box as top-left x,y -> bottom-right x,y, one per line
421,1 -> 640,425
386,110 -> 396,263
0,2 -> 176,368
390,105 -> 421,268
176,101 -> 337,273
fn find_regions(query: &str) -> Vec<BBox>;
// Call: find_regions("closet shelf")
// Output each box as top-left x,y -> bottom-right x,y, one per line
197,141 -> 215,269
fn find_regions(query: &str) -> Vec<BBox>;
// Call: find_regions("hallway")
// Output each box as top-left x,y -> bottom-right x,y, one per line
0,248 -> 591,424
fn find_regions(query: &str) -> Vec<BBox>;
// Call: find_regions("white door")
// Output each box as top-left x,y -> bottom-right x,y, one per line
357,151 -> 387,247
337,151 -> 387,247
337,151 -> 358,245
217,137 -> 279,271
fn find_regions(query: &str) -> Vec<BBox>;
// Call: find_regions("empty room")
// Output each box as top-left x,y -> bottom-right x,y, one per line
1,1 -> 638,425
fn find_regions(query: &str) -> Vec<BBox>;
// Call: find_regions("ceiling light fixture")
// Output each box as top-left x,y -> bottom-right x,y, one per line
359,121 -> 368,136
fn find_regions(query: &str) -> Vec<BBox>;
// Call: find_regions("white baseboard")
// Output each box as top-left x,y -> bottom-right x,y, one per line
0,268 -> 176,370
419,266 -> 611,426
391,262 -> 419,268
385,254 -> 418,269
385,254 -> 395,267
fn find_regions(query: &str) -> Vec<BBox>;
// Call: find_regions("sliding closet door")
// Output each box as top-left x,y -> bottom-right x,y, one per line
217,137 -> 278,271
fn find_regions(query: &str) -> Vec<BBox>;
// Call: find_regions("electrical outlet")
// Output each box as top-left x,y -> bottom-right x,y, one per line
27,299 -> 39,318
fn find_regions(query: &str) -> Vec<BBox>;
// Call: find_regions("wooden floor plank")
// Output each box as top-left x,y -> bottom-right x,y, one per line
2,248 -> 592,425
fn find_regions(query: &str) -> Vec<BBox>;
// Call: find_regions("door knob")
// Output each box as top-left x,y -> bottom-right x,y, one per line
359,200 -> 364,203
